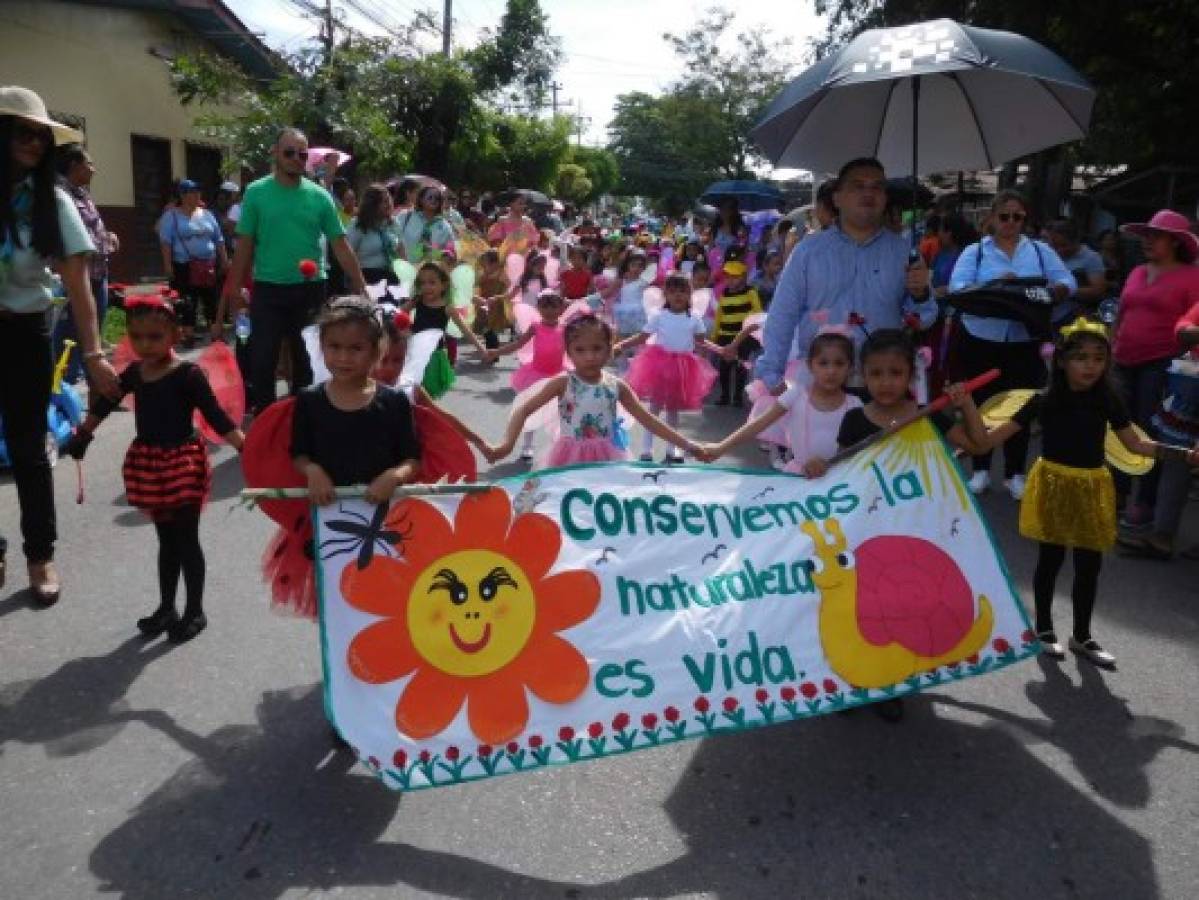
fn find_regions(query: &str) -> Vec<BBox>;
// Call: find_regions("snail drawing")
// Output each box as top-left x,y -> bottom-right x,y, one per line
801,519 -> 994,689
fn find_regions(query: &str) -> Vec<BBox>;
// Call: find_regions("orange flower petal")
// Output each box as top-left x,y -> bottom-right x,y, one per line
395,666 -> 468,739
387,498 -> 455,570
535,570 -> 600,634
452,488 -> 511,552
340,556 -> 413,617
346,618 -> 420,683
519,634 -> 591,704
504,512 -> 561,581
465,671 -> 530,744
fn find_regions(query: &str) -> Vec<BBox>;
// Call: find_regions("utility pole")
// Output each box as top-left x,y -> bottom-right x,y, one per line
574,101 -> 591,147
323,0 -> 335,63
550,81 -> 563,116
442,0 -> 452,55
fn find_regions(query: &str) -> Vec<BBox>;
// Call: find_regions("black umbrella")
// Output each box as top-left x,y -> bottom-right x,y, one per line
497,188 -> 552,208
751,18 -> 1095,176
700,180 -> 784,213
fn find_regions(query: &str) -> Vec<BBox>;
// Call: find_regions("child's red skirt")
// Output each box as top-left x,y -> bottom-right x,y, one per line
122,437 -> 211,520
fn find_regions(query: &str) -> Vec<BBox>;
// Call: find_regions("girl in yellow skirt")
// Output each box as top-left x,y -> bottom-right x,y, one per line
984,318 -> 1198,668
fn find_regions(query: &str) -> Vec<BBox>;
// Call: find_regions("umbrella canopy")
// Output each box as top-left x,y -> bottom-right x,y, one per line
498,188 -> 552,208
751,18 -> 1095,176
306,147 -> 351,174
700,179 -> 784,213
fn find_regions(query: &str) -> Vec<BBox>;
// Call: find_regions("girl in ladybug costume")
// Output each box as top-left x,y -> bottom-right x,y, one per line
66,295 -> 244,642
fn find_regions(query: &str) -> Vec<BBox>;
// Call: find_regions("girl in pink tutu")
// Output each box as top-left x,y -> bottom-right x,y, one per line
484,289 -> 568,460
616,273 -> 721,463
698,329 -> 861,477
508,250 -> 549,310
485,315 -> 699,467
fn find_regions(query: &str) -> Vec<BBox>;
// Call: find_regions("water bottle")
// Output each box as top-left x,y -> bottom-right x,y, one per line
235,311 -> 251,344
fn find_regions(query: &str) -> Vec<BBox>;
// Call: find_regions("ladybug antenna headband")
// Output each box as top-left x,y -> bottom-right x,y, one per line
124,294 -> 177,319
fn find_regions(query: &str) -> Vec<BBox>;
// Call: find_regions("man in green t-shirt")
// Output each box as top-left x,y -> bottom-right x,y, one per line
217,127 -> 367,411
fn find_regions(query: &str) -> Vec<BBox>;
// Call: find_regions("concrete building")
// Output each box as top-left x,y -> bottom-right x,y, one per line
1,0 -> 280,280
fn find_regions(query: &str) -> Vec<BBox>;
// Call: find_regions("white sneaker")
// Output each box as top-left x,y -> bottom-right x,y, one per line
967,470 -> 990,495
1069,636 -> 1116,669
1005,473 -> 1026,500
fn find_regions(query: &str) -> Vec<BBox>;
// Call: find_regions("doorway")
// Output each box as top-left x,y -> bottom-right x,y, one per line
130,135 -> 172,278
184,142 -> 223,207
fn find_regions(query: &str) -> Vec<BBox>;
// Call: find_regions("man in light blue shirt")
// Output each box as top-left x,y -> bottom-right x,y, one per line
755,157 -> 936,390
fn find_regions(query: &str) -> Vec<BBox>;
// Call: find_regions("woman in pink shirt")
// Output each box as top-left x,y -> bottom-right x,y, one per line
1112,210 -> 1199,527
487,193 -> 540,254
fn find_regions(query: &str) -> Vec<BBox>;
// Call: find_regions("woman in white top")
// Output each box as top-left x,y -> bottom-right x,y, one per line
0,86 -> 119,603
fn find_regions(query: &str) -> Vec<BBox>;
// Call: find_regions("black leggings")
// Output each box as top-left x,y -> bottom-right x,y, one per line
1033,542 -> 1102,641
716,335 -> 758,402
950,329 -> 1045,478
153,506 -> 205,615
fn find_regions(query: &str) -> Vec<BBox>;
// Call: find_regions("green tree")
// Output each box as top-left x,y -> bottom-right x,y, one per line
169,1 -> 562,182
554,163 -> 593,205
606,7 -> 796,209
446,110 -> 572,191
569,146 -> 620,202
664,8 -> 797,177
467,0 -> 563,107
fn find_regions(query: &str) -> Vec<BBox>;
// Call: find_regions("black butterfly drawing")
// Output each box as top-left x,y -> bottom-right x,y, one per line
319,503 -> 412,570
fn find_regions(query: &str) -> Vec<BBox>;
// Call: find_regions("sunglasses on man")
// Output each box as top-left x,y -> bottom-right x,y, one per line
996,211 -> 1027,223
281,148 -> 309,160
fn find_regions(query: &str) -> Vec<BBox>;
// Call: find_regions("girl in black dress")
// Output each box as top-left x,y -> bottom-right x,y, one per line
830,329 -> 989,722
401,261 -> 487,397
291,297 -> 422,507
66,296 -> 244,642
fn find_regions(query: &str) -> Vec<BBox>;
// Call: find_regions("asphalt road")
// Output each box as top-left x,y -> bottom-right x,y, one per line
1,352 -> 1197,899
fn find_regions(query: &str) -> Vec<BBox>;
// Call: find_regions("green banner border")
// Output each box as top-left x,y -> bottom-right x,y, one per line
317,441 -> 1039,791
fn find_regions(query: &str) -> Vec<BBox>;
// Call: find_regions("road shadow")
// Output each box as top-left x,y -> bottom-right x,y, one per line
88,683 -> 581,899
0,636 -> 175,757
582,695 -> 1158,899
86,688 -> 1160,899
934,656 -> 1199,809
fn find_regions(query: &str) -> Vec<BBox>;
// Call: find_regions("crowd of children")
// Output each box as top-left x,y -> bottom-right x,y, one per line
60,221 -> 1199,689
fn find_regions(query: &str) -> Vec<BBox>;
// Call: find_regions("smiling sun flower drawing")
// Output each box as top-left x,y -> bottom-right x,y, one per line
341,488 -> 600,744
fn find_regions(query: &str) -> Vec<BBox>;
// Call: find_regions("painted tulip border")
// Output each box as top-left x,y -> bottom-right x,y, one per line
349,633 -> 1039,792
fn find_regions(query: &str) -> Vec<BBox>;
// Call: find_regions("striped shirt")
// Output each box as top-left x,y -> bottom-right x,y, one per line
714,288 -> 763,341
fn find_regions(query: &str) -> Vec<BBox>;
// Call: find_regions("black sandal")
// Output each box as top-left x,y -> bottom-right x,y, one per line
168,611 -> 207,644
136,607 -> 178,637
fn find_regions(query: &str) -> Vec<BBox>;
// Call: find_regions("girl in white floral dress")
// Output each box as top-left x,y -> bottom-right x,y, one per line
486,315 -> 700,466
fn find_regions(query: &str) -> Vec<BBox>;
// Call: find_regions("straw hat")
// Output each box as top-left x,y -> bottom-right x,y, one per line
1120,210 -> 1199,262
0,86 -> 83,145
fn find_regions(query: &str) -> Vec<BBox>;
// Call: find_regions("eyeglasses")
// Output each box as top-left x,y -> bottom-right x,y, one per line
996,212 -> 1027,223
281,148 -> 309,160
12,123 -> 50,145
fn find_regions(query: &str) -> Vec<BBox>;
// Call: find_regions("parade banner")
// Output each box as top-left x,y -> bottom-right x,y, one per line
316,420 -> 1038,791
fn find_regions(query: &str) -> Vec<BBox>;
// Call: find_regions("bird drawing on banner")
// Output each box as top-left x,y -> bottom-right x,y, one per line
950,518 -> 961,537
701,544 -> 728,565
595,547 -> 617,566
513,478 -> 548,515
642,470 -> 668,484
751,487 -> 776,501
868,496 -> 882,514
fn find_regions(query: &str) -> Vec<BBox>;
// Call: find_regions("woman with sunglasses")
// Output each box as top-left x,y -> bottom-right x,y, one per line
0,85 -> 119,603
948,190 -> 1076,500
396,184 -> 455,263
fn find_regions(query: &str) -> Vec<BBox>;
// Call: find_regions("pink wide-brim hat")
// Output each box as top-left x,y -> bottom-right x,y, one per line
1120,210 -> 1199,261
